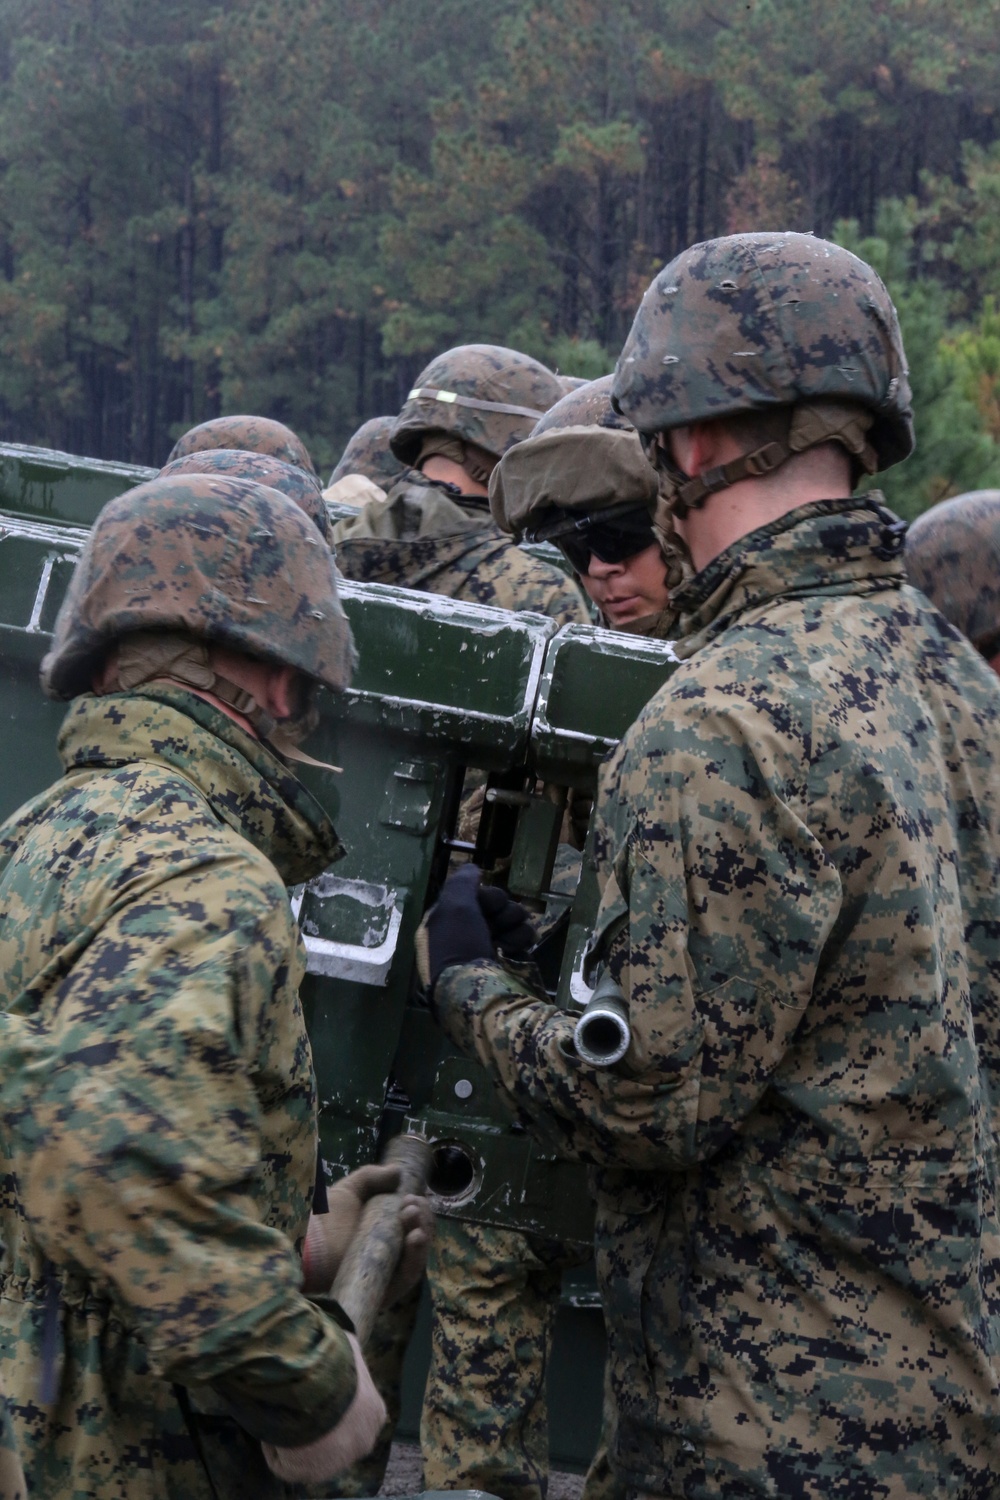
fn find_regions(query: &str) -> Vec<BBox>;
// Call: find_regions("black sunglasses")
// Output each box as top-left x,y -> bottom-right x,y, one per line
524,504 -> 655,573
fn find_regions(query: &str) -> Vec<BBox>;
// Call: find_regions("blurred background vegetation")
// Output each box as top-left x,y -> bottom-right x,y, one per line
1,0 -> 1000,511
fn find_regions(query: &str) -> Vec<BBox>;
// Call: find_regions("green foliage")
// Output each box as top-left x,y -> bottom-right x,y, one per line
0,0 -> 999,478
833,202 -> 1000,519
942,298 -> 1000,444
544,336 -> 614,381
919,142 -> 1000,313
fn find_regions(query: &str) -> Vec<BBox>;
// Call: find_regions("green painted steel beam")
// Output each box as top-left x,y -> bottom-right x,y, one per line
331,580 -> 552,764
0,443 -> 154,528
531,621 -> 678,783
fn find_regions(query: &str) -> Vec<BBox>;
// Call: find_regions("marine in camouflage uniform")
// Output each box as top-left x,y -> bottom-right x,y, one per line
0,474 -> 394,1500
904,489 -> 1000,671
166,413 -> 318,476
423,1219 -> 617,1500
484,375 -> 673,1500
332,344 -> 590,625
329,345 -> 589,1500
333,474 -> 590,621
422,234 -> 1000,1497
323,417 -> 406,513
328,415 -> 407,490
490,375 -> 671,637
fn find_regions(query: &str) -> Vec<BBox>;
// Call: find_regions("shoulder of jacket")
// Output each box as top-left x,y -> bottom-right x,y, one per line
75,761 -> 295,911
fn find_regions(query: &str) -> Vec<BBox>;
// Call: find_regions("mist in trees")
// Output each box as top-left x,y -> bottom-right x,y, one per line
1,0 -> 999,512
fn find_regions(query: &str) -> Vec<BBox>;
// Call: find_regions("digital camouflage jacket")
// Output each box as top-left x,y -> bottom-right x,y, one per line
435,498 -> 1000,1498
0,686 -> 355,1500
332,478 -> 590,622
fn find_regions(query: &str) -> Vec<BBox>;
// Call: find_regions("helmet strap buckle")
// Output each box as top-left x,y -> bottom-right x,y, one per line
742,441 -> 787,478
673,440 -> 789,518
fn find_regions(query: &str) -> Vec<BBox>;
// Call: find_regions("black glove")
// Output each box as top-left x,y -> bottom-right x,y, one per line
477,882 -> 536,960
416,865 -> 536,994
418,864 -> 495,993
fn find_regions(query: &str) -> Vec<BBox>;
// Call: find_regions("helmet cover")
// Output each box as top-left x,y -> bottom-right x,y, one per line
160,448 -> 331,541
42,473 -> 353,699
391,344 -> 565,467
612,231 -> 913,471
167,414 -> 318,476
905,490 -> 1000,653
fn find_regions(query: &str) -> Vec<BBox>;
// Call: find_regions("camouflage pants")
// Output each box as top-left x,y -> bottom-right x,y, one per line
422,1218 -> 617,1500
0,1402 -> 25,1500
583,1359 -> 627,1500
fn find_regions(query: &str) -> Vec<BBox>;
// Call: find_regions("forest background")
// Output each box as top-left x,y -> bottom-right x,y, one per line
3,0 -> 1000,517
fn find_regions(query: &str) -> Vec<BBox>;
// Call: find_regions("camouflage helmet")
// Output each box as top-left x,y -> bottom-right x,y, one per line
166,415 -> 318,476
905,491 -> 1000,657
556,374 -> 591,396
532,375 -> 632,436
491,375 -> 658,539
391,344 -> 565,468
41,473 -> 353,700
329,416 -> 406,489
159,449 -> 331,542
612,232 -> 914,506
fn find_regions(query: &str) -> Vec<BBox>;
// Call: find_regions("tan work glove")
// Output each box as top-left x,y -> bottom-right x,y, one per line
384,1191 -> 434,1304
261,1332 -> 386,1482
302,1165 -> 434,1300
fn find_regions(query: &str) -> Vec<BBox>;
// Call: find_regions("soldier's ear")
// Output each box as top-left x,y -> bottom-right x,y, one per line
669,421 -> 736,480
262,664 -> 301,721
665,424 -> 696,477
90,648 -> 119,695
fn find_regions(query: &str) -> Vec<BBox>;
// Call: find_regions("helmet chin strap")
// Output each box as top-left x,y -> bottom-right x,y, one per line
650,400 -> 879,520
111,632 -> 342,772
650,479 -> 695,594
645,400 -> 880,605
417,432 -> 495,499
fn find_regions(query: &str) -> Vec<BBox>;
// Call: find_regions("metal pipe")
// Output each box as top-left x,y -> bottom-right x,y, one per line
573,972 -> 631,1067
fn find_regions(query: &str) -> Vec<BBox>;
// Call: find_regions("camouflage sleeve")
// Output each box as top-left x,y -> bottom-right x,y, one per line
19,866 -> 357,1448
433,692 -> 844,1168
485,548 -> 592,625
500,574 -> 593,627
546,577 -> 594,627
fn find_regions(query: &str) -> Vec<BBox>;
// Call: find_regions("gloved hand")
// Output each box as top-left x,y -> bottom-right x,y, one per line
386,1192 -> 435,1305
262,1332 -> 386,1481
303,1168 -> 435,1303
415,865 -> 536,993
477,883 -> 536,961
302,1163 -> 402,1294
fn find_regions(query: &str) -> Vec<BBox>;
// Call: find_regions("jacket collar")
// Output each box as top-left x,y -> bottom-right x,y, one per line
58,684 -> 343,885
670,495 -> 907,660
